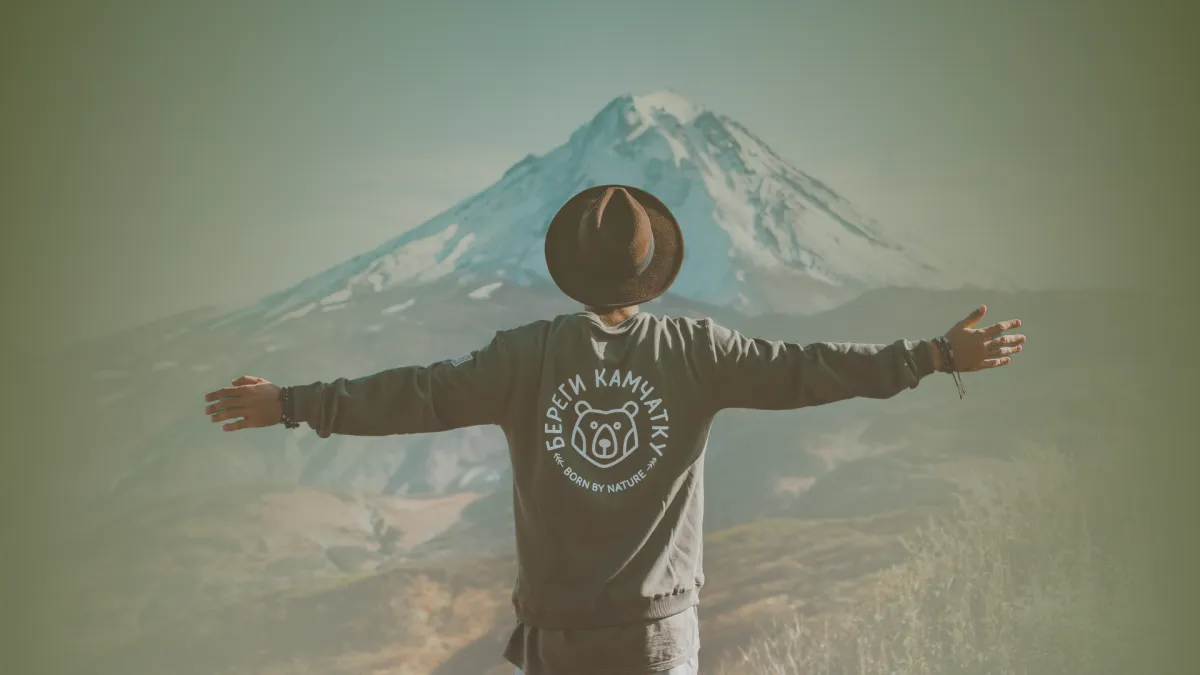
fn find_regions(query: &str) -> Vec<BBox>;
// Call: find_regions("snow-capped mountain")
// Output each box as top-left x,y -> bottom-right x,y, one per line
237,90 -> 974,324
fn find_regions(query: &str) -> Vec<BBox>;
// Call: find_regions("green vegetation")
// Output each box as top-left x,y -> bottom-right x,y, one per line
721,444 -> 1152,675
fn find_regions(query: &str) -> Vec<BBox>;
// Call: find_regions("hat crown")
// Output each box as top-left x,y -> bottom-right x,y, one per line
577,187 -> 656,280
544,183 -> 683,309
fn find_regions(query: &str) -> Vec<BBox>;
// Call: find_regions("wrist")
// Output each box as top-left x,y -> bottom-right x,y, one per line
279,385 -> 300,429
932,335 -> 956,373
928,340 -> 944,373
286,382 -> 320,428
932,335 -> 967,399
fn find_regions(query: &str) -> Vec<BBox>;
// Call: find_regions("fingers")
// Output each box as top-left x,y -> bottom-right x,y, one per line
977,357 -> 1012,369
986,334 -> 1026,358
210,409 -> 269,431
204,386 -> 246,403
223,418 -> 255,432
957,305 -> 988,329
204,399 -> 243,415
209,408 -> 245,423
206,376 -> 270,402
982,319 -> 1022,337
985,333 -> 1026,347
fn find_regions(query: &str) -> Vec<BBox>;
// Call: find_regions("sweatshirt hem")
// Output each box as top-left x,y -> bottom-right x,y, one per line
513,587 -> 700,630
504,649 -> 697,675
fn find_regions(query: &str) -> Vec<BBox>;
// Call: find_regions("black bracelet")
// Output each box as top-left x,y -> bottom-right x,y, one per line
279,386 -> 300,429
934,336 -> 967,399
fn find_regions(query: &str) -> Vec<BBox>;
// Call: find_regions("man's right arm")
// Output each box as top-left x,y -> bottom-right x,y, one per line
704,321 -> 939,412
288,328 -> 516,438
204,329 -> 518,436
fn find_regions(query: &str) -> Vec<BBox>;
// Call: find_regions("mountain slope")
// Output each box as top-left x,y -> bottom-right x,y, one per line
225,89 -> 979,327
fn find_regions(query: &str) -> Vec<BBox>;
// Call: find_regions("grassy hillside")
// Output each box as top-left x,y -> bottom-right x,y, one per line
720,445 -> 1157,675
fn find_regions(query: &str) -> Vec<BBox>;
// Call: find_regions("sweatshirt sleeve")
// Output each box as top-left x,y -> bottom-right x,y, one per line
288,329 -> 516,438
705,321 -> 937,412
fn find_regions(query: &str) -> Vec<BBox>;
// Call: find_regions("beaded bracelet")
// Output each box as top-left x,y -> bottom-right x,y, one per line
934,336 -> 967,399
279,386 -> 300,429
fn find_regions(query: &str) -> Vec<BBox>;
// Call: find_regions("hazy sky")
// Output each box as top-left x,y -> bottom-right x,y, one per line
4,0 -> 1196,350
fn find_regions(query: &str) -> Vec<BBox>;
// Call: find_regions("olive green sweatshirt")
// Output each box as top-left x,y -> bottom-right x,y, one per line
289,311 -> 938,672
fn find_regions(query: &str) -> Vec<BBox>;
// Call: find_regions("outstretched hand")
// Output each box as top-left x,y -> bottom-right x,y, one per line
203,375 -> 282,432
941,305 -> 1026,372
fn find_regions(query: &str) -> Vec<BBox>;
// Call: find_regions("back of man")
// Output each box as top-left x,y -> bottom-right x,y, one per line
495,308 -> 940,675
499,310 -> 714,675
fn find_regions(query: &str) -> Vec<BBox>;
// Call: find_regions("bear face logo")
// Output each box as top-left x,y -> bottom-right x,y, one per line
571,400 -> 640,469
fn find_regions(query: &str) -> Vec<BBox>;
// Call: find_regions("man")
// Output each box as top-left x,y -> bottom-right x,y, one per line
204,185 -> 1025,675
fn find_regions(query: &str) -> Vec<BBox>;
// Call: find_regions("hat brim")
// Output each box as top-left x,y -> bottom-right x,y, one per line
544,185 -> 685,309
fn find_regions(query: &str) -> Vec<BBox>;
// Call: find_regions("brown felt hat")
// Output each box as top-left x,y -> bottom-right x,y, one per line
544,185 -> 685,309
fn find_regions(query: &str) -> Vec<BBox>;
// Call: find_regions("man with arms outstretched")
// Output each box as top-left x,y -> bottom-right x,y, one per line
204,186 -> 1025,675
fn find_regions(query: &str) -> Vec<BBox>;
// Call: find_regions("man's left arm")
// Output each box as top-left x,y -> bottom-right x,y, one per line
287,330 -> 515,438
707,326 -> 942,412
704,305 -> 1025,412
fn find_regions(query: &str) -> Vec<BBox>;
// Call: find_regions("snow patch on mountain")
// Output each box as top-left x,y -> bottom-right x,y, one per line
418,231 -> 475,282
468,282 -> 503,300
382,299 -> 416,315
321,289 -> 352,306
279,303 -> 317,322
632,89 -> 702,126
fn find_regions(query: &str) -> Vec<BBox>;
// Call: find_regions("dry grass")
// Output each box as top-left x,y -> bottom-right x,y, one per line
720,443 -> 1151,675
